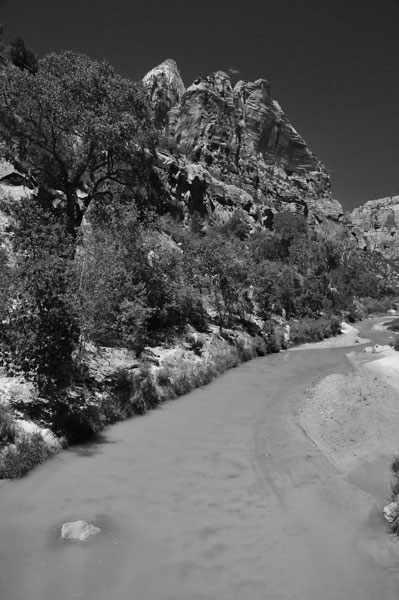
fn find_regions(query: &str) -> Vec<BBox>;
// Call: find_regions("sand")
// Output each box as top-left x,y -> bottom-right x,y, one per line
300,338 -> 399,496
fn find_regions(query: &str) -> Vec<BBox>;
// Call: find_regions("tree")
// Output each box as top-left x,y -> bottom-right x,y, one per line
76,195 -> 206,351
0,190 -> 79,392
195,233 -> 250,330
0,51 -> 156,235
254,260 -> 302,319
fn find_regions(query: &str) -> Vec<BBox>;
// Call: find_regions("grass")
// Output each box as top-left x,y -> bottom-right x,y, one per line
0,405 -> 16,445
387,455 -> 399,535
0,432 -> 59,479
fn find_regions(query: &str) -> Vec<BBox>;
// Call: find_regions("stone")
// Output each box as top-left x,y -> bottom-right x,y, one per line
61,520 -> 101,541
383,501 -> 399,523
347,196 -> 399,257
143,60 -> 345,233
143,59 -> 185,128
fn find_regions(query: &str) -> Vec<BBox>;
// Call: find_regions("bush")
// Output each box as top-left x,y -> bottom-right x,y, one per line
0,405 -> 16,445
386,318 -> 399,332
289,317 -> 341,346
12,391 -> 105,444
0,432 -> 57,479
361,297 -> 395,315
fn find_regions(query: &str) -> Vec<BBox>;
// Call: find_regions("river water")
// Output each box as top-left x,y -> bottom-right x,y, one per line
0,319 -> 398,599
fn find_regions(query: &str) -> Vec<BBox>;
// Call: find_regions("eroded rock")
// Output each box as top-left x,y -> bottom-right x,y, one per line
143,60 -> 345,232
383,501 -> 399,523
347,196 -> 399,257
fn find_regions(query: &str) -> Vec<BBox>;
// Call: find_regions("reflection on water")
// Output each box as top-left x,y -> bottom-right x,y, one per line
0,318 -> 398,599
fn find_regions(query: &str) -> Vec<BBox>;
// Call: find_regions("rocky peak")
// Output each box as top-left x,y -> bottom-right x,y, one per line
144,60 -> 344,231
143,58 -> 185,127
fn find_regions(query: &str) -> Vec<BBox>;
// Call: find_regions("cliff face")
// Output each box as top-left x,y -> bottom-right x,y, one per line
144,59 -> 344,230
347,196 -> 399,257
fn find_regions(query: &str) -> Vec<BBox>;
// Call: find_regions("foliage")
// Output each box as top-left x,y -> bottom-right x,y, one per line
193,232 -> 250,330
0,50 -> 155,234
289,317 -> 341,346
0,405 -> 16,445
392,336 -> 399,352
76,196 -> 206,351
386,318 -> 399,332
0,432 -> 57,479
218,210 -> 251,240
0,190 -> 79,392
254,260 -> 302,319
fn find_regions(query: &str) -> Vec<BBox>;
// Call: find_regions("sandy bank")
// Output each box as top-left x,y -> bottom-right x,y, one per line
300,344 -> 399,490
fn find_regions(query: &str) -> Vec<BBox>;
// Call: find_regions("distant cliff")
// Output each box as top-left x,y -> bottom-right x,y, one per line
347,196 -> 399,257
143,59 -> 344,231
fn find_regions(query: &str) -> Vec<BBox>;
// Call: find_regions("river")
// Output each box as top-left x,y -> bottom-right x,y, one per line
0,319 -> 398,599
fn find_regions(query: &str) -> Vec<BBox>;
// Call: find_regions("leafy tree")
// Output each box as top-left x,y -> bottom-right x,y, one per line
272,211 -> 308,258
0,190 -> 79,392
76,196 -> 205,351
254,260 -> 302,319
0,51 -> 155,235
195,233 -> 250,330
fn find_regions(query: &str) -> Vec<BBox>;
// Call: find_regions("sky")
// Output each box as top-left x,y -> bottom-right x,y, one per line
1,0 -> 399,211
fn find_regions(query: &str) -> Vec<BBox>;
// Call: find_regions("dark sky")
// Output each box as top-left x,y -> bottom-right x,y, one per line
1,0 -> 399,211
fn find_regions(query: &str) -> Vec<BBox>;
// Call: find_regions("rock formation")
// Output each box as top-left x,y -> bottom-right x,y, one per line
143,59 -> 185,128
143,59 -> 344,231
61,520 -> 101,541
347,196 -> 399,257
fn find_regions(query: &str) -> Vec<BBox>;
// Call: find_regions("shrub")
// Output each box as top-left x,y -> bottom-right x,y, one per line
12,391 -> 105,444
252,335 -> 268,356
0,432 -> 57,479
361,297 -> 395,315
289,317 -> 341,346
386,318 -> 399,332
0,405 -> 16,445
392,336 -> 399,352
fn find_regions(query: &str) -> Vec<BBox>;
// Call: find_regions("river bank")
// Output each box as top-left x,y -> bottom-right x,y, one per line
299,319 -> 399,522
0,316 -> 398,599
0,316 -> 339,478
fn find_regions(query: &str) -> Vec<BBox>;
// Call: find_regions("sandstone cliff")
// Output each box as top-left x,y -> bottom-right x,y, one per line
347,196 -> 399,257
144,59 -> 344,230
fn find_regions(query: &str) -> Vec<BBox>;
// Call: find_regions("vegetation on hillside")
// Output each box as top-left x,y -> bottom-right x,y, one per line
0,45 -> 398,471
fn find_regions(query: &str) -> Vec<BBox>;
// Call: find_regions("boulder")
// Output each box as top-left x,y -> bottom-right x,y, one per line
61,520 -> 101,541
383,502 -> 399,523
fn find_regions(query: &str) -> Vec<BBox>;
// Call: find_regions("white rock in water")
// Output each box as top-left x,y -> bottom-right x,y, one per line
61,520 -> 101,541
383,502 -> 399,523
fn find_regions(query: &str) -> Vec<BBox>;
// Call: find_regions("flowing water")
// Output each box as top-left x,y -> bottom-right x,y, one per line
0,319 -> 398,599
